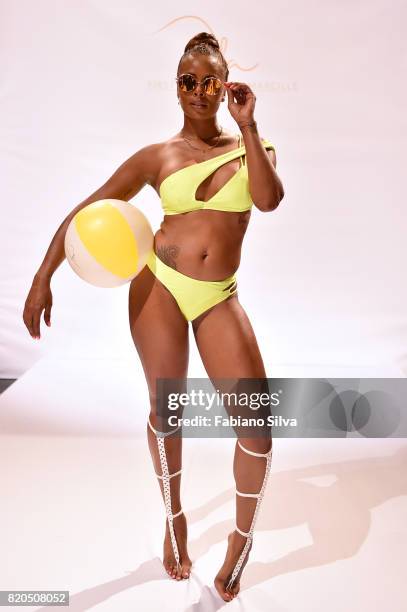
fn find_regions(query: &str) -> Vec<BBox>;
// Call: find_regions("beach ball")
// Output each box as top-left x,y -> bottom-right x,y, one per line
64,199 -> 154,287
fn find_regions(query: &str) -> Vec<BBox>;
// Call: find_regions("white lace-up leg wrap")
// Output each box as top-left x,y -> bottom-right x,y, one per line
148,416 -> 183,571
226,439 -> 273,590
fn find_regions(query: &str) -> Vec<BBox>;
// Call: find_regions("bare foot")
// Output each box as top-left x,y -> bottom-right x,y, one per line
163,512 -> 193,580
214,531 -> 252,601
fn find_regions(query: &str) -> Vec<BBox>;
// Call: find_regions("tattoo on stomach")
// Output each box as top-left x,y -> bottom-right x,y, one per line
157,244 -> 180,269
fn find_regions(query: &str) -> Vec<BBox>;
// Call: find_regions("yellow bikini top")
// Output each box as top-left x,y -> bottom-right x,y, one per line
159,133 -> 275,215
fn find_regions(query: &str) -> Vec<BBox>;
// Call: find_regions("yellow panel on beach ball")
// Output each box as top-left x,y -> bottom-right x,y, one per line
75,202 -> 138,278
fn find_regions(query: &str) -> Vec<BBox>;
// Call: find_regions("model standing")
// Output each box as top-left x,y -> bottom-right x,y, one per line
23,32 -> 284,602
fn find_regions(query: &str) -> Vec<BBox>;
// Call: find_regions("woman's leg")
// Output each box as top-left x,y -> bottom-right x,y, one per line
192,295 -> 273,601
129,264 -> 192,580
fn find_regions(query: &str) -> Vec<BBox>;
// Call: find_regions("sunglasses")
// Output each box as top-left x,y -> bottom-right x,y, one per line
175,73 -> 224,95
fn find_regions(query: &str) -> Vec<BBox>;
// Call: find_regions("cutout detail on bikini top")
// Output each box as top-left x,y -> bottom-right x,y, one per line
159,134 -> 275,215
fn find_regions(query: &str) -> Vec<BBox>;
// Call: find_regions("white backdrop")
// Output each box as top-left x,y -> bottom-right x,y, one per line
1,0 -> 406,378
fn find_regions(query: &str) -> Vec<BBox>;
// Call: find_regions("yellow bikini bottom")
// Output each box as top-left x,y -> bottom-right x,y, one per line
146,250 -> 238,322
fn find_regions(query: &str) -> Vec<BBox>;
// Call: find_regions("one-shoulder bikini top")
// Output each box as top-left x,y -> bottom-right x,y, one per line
159,133 -> 275,215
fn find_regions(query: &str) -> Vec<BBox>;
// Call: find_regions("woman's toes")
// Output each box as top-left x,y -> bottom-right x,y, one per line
214,579 -> 232,602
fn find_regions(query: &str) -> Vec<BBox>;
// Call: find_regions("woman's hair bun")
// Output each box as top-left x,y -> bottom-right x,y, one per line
178,31 -> 228,81
184,32 -> 220,53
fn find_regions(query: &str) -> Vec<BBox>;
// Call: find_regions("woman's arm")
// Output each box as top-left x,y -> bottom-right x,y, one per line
222,81 -> 284,212
35,146 -> 153,281
240,123 -> 285,212
23,144 -> 156,339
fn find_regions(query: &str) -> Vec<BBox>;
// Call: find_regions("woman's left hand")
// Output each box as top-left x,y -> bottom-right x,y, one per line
224,81 -> 256,126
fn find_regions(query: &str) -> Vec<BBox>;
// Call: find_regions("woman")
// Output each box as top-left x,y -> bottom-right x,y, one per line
23,32 -> 284,602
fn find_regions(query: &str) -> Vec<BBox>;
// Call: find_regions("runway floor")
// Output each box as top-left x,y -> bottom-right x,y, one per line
0,359 -> 405,612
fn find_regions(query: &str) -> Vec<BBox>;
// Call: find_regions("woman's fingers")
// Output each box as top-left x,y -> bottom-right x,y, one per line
23,305 -> 35,338
32,305 -> 42,339
23,281 -> 52,339
44,303 -> 52,327
225,82 -> 251,92
26,311 -> 38,339
224,82 -> 253,106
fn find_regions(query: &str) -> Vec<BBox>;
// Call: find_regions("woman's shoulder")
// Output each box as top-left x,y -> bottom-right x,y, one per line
131,136 -> 183,191
128,139 -> 169,186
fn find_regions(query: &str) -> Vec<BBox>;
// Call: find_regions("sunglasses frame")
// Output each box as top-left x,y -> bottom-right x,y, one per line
175,73 -> 224,95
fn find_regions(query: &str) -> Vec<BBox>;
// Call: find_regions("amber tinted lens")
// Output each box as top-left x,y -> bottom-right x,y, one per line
203,76 -> 223,95
178,74 -> 196,92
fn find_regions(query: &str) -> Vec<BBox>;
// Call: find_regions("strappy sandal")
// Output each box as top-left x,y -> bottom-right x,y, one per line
226,439 -> 273,590
148,416 -> 183,573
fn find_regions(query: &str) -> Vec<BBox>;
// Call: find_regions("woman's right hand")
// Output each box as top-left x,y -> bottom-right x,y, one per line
20,142 -> 150,341
23,274 -> 53,340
